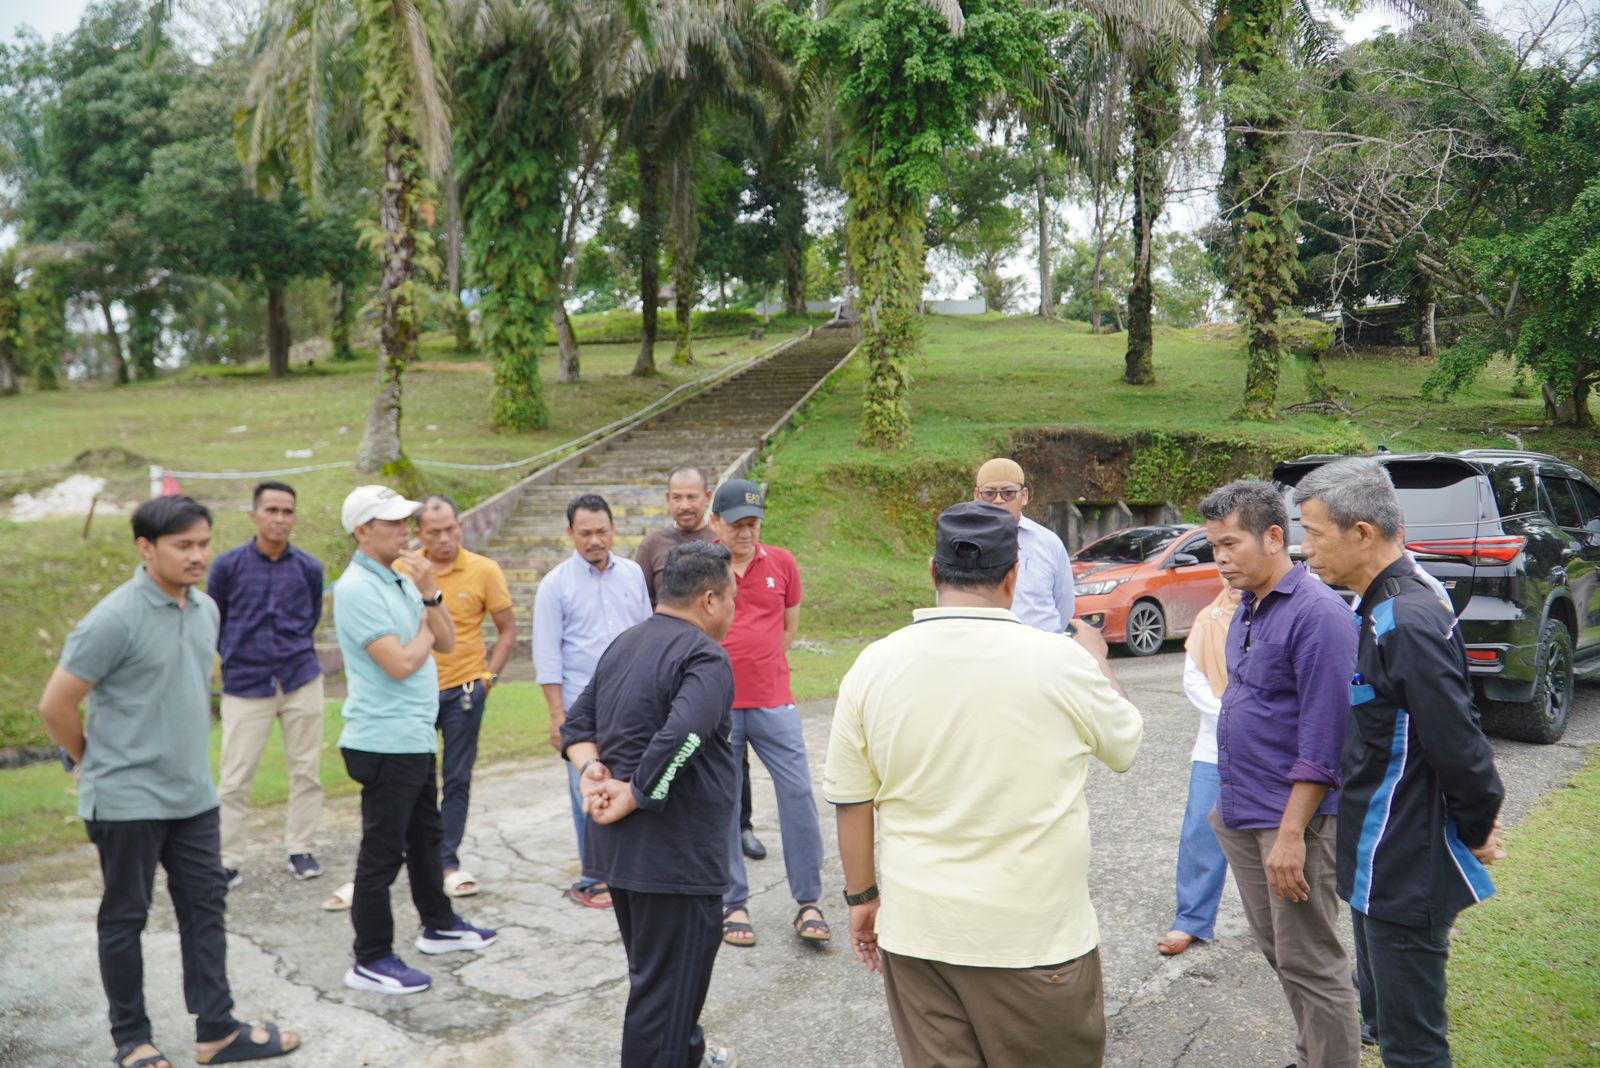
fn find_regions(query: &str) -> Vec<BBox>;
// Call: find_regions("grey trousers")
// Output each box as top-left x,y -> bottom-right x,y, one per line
1211,812 -> 1360,1068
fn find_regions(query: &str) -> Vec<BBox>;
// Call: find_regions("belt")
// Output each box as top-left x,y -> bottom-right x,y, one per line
443,679 -> 479,696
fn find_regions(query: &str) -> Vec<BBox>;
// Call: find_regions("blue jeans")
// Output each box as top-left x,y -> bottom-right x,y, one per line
436,681 -> 487,872
566,762 -> 598,887
1353,908 -> 1454,1067
725,705 -> 824,911
1171,760 -> 1227,940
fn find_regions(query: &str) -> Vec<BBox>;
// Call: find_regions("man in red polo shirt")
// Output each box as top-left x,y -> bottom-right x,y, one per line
710,478 -> 830,949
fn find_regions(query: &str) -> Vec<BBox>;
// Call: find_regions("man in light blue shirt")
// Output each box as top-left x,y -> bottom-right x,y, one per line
333,485 -> 496,997
534,493 -> 653,908
974,457 -> 1076,632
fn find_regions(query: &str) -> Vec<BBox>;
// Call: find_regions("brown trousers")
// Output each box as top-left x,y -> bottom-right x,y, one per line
880,947 -> 1105,1068
1210,812 -> 1361,1068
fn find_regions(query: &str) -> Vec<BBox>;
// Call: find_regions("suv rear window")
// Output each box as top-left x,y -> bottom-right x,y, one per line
1489,464 -> 1541,518
1381,462 -> 1484,525
1078,527 -> 1187,563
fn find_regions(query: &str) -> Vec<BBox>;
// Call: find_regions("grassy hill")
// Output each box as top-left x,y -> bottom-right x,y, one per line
3,314 -> 1592,751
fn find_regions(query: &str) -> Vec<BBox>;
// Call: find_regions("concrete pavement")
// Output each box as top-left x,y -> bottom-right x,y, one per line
2,650 -> 1595,1068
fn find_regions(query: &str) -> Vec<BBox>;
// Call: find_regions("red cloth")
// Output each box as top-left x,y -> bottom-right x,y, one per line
160,471 -> 183,496
720,544 -> 802,708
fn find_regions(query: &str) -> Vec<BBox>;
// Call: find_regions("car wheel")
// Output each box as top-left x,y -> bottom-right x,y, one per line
1124,601 -> 1166,657
1483,618 -> 1574,744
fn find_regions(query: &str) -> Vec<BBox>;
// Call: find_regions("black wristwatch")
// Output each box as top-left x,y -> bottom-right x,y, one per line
843,883 -> 879,906
422,591 -> 444,607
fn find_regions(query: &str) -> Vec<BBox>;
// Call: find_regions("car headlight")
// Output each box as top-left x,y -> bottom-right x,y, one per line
1077,578 -> 1128,596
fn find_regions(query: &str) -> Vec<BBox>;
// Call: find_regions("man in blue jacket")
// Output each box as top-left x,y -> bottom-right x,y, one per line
1295,457 -> 1505,1068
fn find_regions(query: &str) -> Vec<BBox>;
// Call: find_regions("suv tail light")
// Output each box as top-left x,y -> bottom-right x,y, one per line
1404,536 -> 1526,566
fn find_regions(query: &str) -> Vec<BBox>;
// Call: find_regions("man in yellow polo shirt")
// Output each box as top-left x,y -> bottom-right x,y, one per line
824,501 -> 1144,1067
416,495 -> 516,898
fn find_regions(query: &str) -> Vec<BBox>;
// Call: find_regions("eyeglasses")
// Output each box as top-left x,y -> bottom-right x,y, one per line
977,488 -> 1023,502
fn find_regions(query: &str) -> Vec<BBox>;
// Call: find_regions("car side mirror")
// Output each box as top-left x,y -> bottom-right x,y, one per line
1171,552 -> 1200,568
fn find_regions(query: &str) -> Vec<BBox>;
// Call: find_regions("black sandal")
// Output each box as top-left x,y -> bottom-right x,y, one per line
114,1043 -> 171,1068
722,906 -> 757,947
195,1022 -> 300,1064
793,903 -> 832,942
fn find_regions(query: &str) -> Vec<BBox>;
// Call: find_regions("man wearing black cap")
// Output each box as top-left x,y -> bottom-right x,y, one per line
708,477 -> 829,948
824,502 -> 1144,1068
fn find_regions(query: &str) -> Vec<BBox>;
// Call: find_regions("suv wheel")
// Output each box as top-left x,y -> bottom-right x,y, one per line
1124,601 -> 1166,657
1483,619 -> 1574,744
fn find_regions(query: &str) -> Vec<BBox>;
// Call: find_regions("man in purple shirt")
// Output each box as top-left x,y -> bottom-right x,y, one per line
208,481 -> 327,888
1200,480 -> 1360,1068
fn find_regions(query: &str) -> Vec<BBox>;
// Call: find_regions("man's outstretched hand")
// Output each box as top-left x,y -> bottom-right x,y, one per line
588,779 -> 639,825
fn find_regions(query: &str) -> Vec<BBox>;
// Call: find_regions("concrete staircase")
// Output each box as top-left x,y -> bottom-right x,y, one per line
481,327 -> 857,652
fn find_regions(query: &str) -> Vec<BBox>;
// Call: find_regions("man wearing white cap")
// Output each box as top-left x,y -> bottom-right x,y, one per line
972,457 -> 1075,633
332,486 -> 497,997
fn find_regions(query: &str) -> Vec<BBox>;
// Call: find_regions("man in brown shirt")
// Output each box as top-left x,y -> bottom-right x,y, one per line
634,465 -> 718,604
633,463 -> 766,861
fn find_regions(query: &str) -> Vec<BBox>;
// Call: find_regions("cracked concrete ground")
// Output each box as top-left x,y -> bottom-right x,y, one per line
3,650 -> 1596,1068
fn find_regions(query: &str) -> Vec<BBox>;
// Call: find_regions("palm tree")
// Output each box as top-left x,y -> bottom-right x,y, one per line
241,0 -> 451,484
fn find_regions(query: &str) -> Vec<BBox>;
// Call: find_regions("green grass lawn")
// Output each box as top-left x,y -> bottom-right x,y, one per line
760,315 -> 1597,639
1417,751 -> 1599,1067
0,329 -> 801,749
0,681 -> 554,862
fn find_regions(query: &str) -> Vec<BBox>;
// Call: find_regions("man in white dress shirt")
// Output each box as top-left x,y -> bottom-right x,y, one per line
972,458 -> 1075,632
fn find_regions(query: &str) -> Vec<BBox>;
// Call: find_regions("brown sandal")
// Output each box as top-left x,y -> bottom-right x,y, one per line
794,903 -> 832,942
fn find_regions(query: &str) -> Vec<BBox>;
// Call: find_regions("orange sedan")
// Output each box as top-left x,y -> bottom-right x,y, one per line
1072,525 -> 1224,656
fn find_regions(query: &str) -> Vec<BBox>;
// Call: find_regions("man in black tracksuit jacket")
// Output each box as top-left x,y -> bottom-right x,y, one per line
561,541 -> 740,1068
1294,458 -> 1505,1068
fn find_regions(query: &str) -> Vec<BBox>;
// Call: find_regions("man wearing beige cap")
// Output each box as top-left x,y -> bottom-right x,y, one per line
332,485 -> 497,996
973,457 -> 1075,632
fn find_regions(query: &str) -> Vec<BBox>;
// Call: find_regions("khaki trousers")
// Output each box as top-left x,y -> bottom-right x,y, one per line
218,676 -> 325,869
1210,812 -> 1360,1068
880,947 -> 1105,1068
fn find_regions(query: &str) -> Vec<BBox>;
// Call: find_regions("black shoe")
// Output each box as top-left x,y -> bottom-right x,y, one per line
741,829 -> 767,860
1361,1024 -> 1378,1047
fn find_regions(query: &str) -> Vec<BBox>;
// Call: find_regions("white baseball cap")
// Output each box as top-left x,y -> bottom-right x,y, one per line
341,484 -> 422,534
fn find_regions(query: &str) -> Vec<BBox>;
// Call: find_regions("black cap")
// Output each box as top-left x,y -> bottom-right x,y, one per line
712,478 -> 765,522
934,501 -> 1018,570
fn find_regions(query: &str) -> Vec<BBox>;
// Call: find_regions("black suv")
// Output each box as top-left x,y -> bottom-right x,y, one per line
1273,450 -> 1600,744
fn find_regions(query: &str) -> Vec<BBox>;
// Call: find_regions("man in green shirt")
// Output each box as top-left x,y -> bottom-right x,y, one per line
37,496 -> 300,1068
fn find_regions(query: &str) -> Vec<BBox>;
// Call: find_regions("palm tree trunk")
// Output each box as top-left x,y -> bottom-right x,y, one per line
266,283 -> 291,378
1125,63 -> 1173,386
357,126 -> 420,483
331,280 -> 355,361
553,301 -> 581,383
669,156 -> 698,366
846,156 -> 918,448
445,171 -> 473,352
1036,153 -> 1053,318
100,301 -> 129,386
632,147 -> 663,377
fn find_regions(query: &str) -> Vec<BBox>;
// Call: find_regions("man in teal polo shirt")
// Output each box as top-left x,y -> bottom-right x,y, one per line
333,485 -> 497,996
37,495 -> 300,1068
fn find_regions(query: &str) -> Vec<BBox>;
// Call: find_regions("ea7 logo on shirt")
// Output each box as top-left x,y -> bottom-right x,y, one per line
766,576 -> 776,589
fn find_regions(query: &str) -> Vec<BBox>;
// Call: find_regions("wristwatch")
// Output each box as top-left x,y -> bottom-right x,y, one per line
422,591 -> 444,607
843,883 -> 879,906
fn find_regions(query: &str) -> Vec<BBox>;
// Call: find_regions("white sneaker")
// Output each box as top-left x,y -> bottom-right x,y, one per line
700,1045 -> 737,1068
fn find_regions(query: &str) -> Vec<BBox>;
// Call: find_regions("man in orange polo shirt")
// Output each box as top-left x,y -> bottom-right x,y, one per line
416,496 -> 516,898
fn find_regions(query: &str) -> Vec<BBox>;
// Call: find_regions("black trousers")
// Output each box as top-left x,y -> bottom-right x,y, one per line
84,807 -> 240,1048
740,751 -> 753,832
1353,908 -> 1454,1068
612,888 -> 723,1068
341,749 -> 457,965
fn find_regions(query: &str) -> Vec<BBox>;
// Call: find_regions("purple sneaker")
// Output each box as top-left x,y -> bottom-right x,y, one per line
344,954 -> 431,995
415,917 -> 498,955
